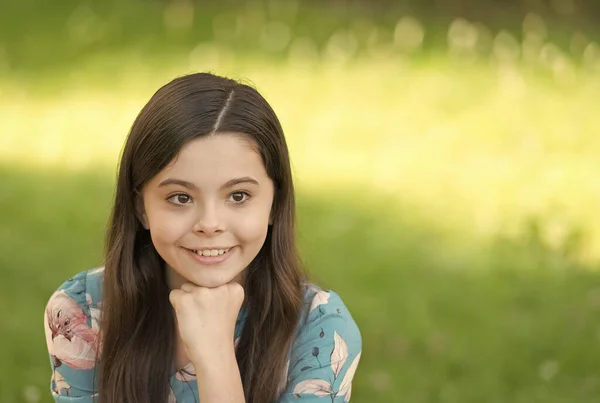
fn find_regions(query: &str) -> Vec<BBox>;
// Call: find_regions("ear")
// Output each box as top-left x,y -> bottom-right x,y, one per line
135,193 -> 150,230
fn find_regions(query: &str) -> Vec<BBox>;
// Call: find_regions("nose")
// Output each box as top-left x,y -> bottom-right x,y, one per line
192,204 -> 223,235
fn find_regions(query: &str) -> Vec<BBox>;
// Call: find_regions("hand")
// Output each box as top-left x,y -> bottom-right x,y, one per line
169,282 -> 245,366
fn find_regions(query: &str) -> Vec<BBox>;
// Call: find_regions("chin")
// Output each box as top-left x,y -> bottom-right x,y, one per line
189,272 -> 239,288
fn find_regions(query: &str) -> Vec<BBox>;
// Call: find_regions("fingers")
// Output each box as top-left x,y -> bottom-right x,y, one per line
169,289 -> 186,309
180,283 -> 197,293
227,282 -> 244,295
227,282 -> 245,307
172,282 -> 244,308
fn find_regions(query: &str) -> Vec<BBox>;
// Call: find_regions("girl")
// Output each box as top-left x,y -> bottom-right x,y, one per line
44,72 -> 362,403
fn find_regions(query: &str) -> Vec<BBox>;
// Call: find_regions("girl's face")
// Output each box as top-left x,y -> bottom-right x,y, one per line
139,133 -> 274,289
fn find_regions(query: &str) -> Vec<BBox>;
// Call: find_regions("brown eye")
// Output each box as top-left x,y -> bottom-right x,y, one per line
168,194 -> 192,205
229,192 -> 249,203
177,194 -> 190,204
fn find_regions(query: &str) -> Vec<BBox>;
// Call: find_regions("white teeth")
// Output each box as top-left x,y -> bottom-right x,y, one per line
195,248 -> 230,257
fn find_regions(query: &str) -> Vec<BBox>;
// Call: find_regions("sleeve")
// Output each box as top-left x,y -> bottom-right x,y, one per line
278,289 -> 362,402
44,270 -> 100,402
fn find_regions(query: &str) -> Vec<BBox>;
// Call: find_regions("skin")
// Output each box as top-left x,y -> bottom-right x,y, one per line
137,132 -> 275,403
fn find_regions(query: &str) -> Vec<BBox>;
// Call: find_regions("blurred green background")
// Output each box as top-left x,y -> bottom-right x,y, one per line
2,0 -> 600,402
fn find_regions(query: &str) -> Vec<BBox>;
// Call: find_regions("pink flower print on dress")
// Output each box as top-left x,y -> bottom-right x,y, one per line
168,387 -> 177,403
44,290 -> 99,370
175,362 -> 196,382
51,369 -> 71,396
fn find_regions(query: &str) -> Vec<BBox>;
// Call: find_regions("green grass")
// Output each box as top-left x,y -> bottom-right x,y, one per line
2,165 -> 600,403
2,1 -> 600,402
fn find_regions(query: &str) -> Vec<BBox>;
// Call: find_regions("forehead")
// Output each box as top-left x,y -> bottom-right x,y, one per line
155,133 -> 268,183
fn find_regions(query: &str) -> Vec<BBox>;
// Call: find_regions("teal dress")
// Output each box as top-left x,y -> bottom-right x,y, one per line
44,267 -> 362,402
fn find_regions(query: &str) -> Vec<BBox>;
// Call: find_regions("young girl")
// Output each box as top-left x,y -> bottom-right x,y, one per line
44,72 -> 361,403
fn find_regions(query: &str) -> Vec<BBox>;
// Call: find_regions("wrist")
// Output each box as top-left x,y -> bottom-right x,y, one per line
192,347 -> 245,403
191,343 -> 237,372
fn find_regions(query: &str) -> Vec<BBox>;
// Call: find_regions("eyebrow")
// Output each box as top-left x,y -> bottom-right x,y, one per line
221,177 -> 260,189
157,177 -> 260,190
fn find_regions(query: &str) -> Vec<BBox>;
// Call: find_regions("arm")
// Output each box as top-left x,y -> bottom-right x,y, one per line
170,282 -> 246,403
192,347 -> 245,403
278,289 -> 362,402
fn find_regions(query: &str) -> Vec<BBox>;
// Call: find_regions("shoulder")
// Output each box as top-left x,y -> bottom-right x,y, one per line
47,266 -> 105,312
291,282 -> 362,359
44,267 -> 105,374
280,284 -> 362,400
43,268 -> 104,397
299,283 -> 361,337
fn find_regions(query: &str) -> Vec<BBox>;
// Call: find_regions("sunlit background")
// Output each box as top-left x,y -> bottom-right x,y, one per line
2,0 -> 600,402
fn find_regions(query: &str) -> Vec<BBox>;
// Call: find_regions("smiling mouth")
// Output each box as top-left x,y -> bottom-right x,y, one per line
184,246 -> 234,265
189,248 -> 231,257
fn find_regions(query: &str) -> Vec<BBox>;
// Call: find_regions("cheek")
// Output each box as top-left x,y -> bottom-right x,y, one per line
233,210 -> 270,242
148,210 -> 191,245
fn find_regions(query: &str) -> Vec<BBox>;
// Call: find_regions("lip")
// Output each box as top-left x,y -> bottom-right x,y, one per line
190,246 -> 233,251
183,246 -> 235,265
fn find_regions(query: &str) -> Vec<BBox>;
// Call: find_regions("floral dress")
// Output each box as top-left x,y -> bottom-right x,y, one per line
44,267 -> 362,402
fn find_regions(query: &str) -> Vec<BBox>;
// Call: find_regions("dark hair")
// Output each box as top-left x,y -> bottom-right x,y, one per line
99,72 -> 306,403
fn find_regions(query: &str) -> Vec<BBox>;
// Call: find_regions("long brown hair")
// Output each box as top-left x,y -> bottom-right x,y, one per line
99,73 -> 306,403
